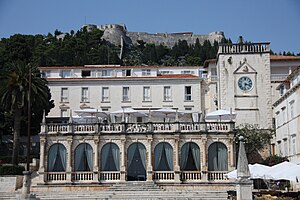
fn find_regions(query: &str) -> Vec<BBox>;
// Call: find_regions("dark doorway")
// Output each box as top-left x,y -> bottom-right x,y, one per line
127,143 -> 146,181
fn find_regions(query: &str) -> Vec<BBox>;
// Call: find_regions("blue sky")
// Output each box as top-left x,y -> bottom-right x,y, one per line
0,0 -> 299,53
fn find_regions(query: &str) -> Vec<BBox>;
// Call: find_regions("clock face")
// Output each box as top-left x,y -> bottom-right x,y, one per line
238,76 -> 253,91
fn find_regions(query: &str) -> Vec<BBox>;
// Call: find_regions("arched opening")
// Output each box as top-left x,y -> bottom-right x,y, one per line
101,143 -> 120,171
127,142 -> 146,181
74,143 -> 93,171
208,142 -> 228,171
154,142 -> 173,171
180,142 -> 200,171
48,143 -> 67,172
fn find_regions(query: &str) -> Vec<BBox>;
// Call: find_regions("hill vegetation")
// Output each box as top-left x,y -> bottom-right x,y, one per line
0,28 -> 233,68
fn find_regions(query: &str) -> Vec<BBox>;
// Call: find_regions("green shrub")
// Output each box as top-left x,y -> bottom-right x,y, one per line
0,165 -> 25,175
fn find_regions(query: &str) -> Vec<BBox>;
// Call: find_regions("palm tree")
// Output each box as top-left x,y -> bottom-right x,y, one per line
0,64 -> 53,165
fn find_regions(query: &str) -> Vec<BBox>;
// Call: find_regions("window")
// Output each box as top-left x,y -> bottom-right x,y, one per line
101,70 -> 110,77
143,86 -> 151,101
279,85 -> 284,96
81,87 -> 89,102
181,70 -> 195,74
291,136 -> 296,155
290,100 -> 295,119
122,87 -> 130,102
61,110 -> 68,117
41,70 -> 50,78
142,69 -> 151,76
282,107 -> 286,123
122,69 -> 131,76
277,141 -> 282,156
160,71 -> 174,74
61,70 -> 71,78
283,139 -> 288,157
102,87 -> 109,102
185,107 -> 192,111
81,70 -> 91,77
185,86 -> 192,101
61,88 -> 69,102
163,86 -> 172,101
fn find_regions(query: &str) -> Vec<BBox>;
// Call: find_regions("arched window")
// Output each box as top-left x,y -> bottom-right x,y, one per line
101,143 -> 120,171
180,142 -> 200,171
48,143 -> 67,172
154,142 -> 173,171
74,143 -> 93,172
208,142 -> 228,171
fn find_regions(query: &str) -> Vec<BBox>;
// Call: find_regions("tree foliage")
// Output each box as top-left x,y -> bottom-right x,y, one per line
0,64 -> 54,165
235,123 -> 274,163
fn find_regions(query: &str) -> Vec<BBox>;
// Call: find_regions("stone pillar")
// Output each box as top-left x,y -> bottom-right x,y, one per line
66,137 -> 73,183
236,137 -> 253,200
200,136 -> 208,181
120,137 -> 126,182
146,136 -> 153,182
229,138 -> 235,170
174,135 -> 181,183
38,136 -> 46,183
93,137 -> 99,182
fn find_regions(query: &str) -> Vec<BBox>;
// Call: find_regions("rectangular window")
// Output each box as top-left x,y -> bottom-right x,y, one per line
102,87 -> 110,102
41,70 -> 50,78
142,69 -> 151,76
81,87 -> 89,102
61,110 -> 68,117
181,70 -> 195,74
61,88 -> 69,102
282,107 -> 286,123
143,86 -> 151,101
101,70 -> 110,77
81,70 -> 91,77
61,70 -> 71,78
122,69 -> 131,76
185,86 -> 192,101
283,139 -> 288,156
277,141 -> 282,156
122,87 -> 130,102
291,136 -> 296,155
290,101 -> 295,119
163,86 -> 172,101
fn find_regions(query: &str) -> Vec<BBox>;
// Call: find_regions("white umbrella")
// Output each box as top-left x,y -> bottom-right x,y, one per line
227,163 -> 273,179
110,108 -> 147,122
74,108 -> 108,118
205,109 -> 236,121
151,108 -> 184,120
270,161 -> 300,182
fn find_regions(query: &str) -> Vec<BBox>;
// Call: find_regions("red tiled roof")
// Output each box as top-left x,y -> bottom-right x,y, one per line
46,74 -> 199,81
270,55 -> 300,61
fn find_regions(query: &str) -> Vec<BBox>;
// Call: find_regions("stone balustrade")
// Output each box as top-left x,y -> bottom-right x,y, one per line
218,43 -> 270,54
180,171 -> 202,181
99,171 -> 121,182
44,170 -> 229,183
44,121 -> 234,135
207,171 -> 228,181
72,172 -> 94,181
153,171 -> 175,181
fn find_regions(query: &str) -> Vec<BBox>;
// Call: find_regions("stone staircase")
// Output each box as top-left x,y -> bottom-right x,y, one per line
34,182 -> 229,200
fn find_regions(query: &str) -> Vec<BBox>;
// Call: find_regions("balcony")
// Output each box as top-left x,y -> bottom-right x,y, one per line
43,121 -> 235,135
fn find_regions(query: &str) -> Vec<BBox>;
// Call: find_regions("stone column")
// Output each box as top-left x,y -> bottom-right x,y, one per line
229,138 -> 235,170
38,136 -> 46,183
200,136 -> 208,181
174,134 -> 181,183
93,137 -> 99,182
120,137 -> 126,182
66,137 -> 73,183
236,137 -> 253,200
146,136 -> 153,182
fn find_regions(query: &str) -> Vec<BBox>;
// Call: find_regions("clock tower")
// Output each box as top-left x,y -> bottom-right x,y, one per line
216,39 -> 272,128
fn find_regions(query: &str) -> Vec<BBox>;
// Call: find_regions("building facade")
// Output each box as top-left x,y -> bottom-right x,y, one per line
273,66 -> 300,164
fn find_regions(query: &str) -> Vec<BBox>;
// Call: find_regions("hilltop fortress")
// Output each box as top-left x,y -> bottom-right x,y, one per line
82,24 -> 225,47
